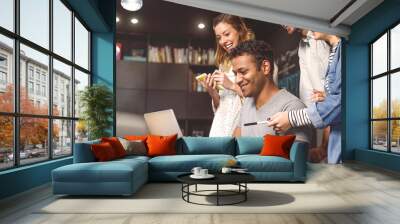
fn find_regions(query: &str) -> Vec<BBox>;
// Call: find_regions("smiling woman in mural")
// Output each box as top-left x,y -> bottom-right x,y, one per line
199,14 -> 254,137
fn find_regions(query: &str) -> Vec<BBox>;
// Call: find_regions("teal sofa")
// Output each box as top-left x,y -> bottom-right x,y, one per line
52,137 -> 308,196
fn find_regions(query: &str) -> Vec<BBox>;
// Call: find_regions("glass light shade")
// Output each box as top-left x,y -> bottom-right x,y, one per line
121,0 -> 143,11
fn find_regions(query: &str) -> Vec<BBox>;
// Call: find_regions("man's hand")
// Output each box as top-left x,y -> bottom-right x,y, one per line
267,111 -> 292,132
212,70 -> 235,90
311,89 -> 326,102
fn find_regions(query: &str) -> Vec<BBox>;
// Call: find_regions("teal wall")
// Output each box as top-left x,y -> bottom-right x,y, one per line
345,0 -> 400,171
0,0 -> 115,200
92,0 -> 116,135
0,158 -> 72,199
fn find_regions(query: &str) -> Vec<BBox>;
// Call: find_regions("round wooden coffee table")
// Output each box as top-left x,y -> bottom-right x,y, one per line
177,173 -> 255,206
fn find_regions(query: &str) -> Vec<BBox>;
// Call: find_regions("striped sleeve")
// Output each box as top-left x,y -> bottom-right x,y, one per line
288,109 -> 313,128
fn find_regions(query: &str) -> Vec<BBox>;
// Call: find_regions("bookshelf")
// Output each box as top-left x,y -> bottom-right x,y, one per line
116,33 -> 217,136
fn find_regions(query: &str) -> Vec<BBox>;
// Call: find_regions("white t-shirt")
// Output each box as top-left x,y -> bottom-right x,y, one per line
298,32 -> 330,106
209,67 -> 242,137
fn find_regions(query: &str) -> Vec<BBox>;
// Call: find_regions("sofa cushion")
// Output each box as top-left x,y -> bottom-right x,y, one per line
147,134 -> 178,157
177,137 -> 236,155
53,159 -> 147,183
119,138 -> 147,156
236,155 -> 293,172
101,137 -> 127,158
236,137 -> 263,155
115,155 -> 150,163
260,134 -> 296,159
91,142 -> 118,161
148,154 -> 235,172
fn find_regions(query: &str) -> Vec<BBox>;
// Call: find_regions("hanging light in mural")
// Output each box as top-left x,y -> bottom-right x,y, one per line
121,0 -> 143,11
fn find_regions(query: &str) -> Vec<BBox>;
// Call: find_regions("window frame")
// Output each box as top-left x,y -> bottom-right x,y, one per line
370,20 -> 400,154
0,0 -> 92,171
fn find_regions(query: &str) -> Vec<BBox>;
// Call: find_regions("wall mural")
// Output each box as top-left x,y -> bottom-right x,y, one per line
116,0 -> 342,164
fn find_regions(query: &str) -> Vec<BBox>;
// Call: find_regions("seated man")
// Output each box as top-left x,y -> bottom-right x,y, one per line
230,40 -> 310,143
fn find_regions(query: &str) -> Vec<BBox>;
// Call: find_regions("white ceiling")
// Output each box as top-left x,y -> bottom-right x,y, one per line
225,0 -> 352,22
162,0 -> 384,37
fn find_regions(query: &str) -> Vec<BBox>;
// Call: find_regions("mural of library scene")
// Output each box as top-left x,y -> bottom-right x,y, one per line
116,0 -> 302,138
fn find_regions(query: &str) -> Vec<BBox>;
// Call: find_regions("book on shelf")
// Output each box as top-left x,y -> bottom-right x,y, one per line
147,45 -> 214,64
123,56 -> 146,62
188,47 -> 215,65
148,45 -> 188,64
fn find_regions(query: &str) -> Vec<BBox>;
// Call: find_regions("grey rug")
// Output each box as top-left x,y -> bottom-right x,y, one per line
38,183 -> 361,214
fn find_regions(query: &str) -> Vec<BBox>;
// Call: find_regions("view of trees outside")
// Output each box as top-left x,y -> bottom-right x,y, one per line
0,115 -> 13,169
372,96 -> 400,153
53,119 -> 72,158
371,28 -> 400,153
0,85 -> 63,168
0,0 -> 90,170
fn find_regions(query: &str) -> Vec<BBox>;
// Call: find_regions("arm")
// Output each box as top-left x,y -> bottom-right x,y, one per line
233,127 -> 241,137
200,74 -> 220,111
212,71 -> 244,98
269,44 -> 342,130
306,44 -> 342,128
210,92 -> 220,112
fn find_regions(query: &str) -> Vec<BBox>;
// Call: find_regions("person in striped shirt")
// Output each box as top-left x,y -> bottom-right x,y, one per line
267,32 -> 342,164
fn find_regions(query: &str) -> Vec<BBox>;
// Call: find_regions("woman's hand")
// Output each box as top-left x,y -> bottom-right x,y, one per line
311,89 -> 326,102
267,111 -> 292,133
200,74 -> 219,96
211,70 -> 235,90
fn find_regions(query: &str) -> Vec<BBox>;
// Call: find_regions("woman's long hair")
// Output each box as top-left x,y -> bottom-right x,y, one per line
213,14 -> 255,67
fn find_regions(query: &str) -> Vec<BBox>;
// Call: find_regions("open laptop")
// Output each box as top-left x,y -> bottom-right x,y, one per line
144,109 -> 183,137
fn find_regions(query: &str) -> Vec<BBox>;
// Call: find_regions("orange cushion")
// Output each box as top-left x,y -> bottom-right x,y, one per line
124,135 -> 148,142
101,137 -> 127,158
146,134 -> 177,157
91,142 -> 117,161
259,134 -> 296,159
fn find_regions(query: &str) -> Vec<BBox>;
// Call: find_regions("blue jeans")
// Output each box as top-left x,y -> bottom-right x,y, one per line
327,124 -> 341,164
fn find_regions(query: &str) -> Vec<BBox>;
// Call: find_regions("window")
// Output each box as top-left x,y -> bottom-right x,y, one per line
371,23 -> 400,154
42,85 -> 46,97
53,119 -> 72,158
53,59 -> 71,117
74,69 -> 89,118
0,0 -> 14,32
28,67 -> 34,80
0,71 -> 6,85
53,0 -> 72,60
28,81 -> 34,94
0,35 -> 13,108
35,70 -> 40,81
0,0 -> 91,170
0,54 -> 7,90
0,54 -> 7,67
0,116 -> 13,170
75,17 -> 90,70
20,0 -> 49,49
35,83 -> 40,95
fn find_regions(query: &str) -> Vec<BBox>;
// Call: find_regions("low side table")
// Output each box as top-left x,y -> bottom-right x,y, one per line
177,173 -> 255,206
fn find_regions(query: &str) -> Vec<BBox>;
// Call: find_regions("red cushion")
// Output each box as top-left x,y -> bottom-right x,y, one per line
101,137 -> 127,158
91,142 -> 117,161
259,134 -> 296,159
146,134 -> 177,157
124,135 -> 147,142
